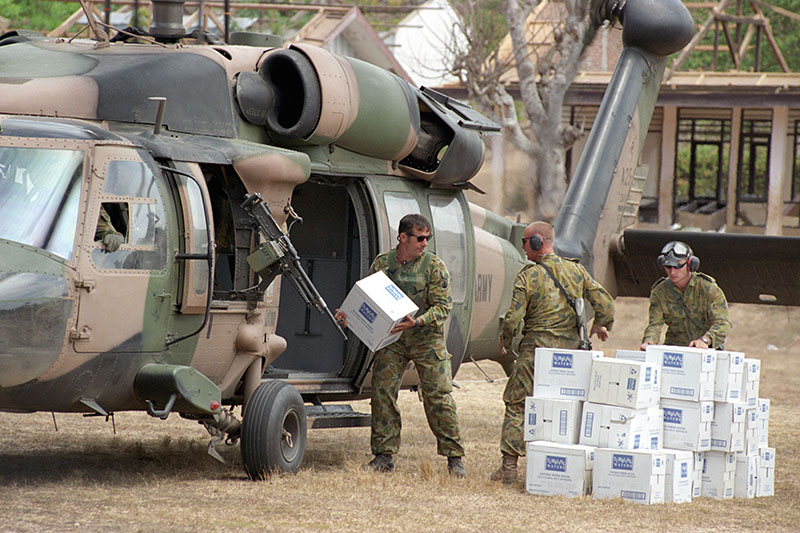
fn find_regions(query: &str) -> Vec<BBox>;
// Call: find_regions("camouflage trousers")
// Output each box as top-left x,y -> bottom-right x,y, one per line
370,342 -> 464,457
500,338 -> 579,457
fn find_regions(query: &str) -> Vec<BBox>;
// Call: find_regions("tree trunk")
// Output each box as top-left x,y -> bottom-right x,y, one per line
531,141 -> 567,221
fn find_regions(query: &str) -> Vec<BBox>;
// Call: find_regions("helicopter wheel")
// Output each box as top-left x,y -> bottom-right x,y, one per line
241,380 -> 307,480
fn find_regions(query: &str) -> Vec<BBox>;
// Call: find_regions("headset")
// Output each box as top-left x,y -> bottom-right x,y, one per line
657,240 -> 700,272
523,233 -> 543,250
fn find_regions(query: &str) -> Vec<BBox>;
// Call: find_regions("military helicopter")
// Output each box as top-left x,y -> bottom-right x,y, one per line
0,0 -> 706,479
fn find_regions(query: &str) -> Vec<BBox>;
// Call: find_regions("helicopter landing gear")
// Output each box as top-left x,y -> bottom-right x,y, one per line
241,380 -> 307,480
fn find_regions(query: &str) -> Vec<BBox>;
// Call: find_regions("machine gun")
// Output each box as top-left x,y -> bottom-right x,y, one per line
241,192 -> 347,340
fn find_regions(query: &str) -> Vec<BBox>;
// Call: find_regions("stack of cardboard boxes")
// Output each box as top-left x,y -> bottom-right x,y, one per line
524,346 -> 774,504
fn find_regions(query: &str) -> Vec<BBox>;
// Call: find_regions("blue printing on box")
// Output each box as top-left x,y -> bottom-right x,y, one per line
384,284 -> 404,301
560,388 -> 584,397
584,412 -> 595,437
663,352 -> 684,368
620,490 -> 646,501
663,408 -> 682,424
358,302 -> 377,323
670,386 -> 694,397
545,455 -> 567,472
612,454 -> 635,471
559,410 -> 568,435
552,352 -> 573,368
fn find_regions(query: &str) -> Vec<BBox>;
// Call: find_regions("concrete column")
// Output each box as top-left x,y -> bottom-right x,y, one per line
726,108 -> 742,230
766,106 -> 789,235
659,105 -> 678,226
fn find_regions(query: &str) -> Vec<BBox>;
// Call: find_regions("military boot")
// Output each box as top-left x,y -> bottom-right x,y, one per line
489,453 -> 518,484
447,456 -> 466,478
364,453 -> 394,472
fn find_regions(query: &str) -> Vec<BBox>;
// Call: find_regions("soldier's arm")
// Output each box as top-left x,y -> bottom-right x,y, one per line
641,290 -> 665,347
704,282 -> 731,348
368,255 -> 384,276
419,258 -> 452,327
581,267 -> 614,330
500,271 -> 529,352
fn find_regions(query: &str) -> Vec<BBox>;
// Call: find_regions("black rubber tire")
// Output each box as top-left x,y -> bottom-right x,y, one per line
241,380 -> 307,480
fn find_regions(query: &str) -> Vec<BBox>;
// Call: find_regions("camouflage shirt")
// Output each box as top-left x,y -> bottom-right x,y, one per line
370,249 -> 452,352
500,253 -> 615,351
642,272 -> 731,348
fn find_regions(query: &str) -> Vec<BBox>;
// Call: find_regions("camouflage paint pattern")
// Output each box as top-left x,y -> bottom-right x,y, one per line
368,250 -> 464,457
465,203 -> 527,364
641,273 -> 731,348
498,253 -> 615,457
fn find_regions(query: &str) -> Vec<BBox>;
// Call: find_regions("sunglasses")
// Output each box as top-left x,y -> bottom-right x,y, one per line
521,236 -> 536,246
664,262 -> 687,270
406,232 -> 432,243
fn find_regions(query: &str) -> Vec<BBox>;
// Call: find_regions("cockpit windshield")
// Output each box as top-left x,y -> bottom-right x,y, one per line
0,146 -> 83,260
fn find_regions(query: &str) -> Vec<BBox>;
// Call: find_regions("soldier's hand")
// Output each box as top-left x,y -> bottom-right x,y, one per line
334,309 -> 348,329
590,323 -> 609,342
498,339 -> 507,356
390,315 -> 416,334
103,233 -> 123,252
640,341 -> 653,351
689,337 -> 709,349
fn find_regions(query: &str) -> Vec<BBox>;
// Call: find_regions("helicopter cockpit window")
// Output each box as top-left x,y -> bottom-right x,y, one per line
91,160 -> 167,271
383,191 -> 421,241
428,195 -> 467,302
0,146 -> 83,261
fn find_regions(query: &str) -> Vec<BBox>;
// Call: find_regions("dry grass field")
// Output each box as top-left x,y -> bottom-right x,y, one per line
1,298 -> 798,532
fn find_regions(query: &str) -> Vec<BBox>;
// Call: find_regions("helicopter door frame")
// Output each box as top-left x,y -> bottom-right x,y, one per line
73,145 -> 173,354
168,162 -> 213,316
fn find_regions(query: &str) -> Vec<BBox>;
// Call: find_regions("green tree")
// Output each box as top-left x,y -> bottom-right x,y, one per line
0,0 -> 80,32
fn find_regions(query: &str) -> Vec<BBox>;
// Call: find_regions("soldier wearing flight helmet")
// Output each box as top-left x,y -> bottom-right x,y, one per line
641,241 -> 730,350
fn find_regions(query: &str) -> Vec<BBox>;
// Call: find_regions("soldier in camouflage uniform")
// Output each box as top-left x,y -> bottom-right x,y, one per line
640,241 -> 730,350
490,221 -> 614,484
335,214 -> 466,477
94,204 -> 124,252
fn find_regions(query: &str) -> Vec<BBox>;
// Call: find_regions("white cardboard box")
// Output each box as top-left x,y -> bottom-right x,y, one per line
524,398 -> 583,444
692,452 -> 705,498
741,358 -> 762,407
710,402 -> 746,452
734,454 -> 758,499
646,345 -> 716,401
592,448 -> 666,504
702,451 -> 736,499
588,357 -> 660,409
744,407 -> 759,456
533,348 -> 603,400
714,351 -> 745,402
757,447 -> 776,497
757,398 -> 770,448
661,398 -> 714,451
664,449 -> 694,503
579,402 -> 663,450
615,349 -> 662,366
525,441 -> 595,497
338,271 -> 418,352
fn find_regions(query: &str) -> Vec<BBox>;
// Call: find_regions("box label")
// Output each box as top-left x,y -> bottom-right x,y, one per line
384,284 -> 404,301
552,353 -> 573,369
663,408 -> 682,424
545,455 -> 567,472
612,454 -> 635,471
358,302 -> 377,323
663,352 -> 684,368
621,490 -> 646,501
